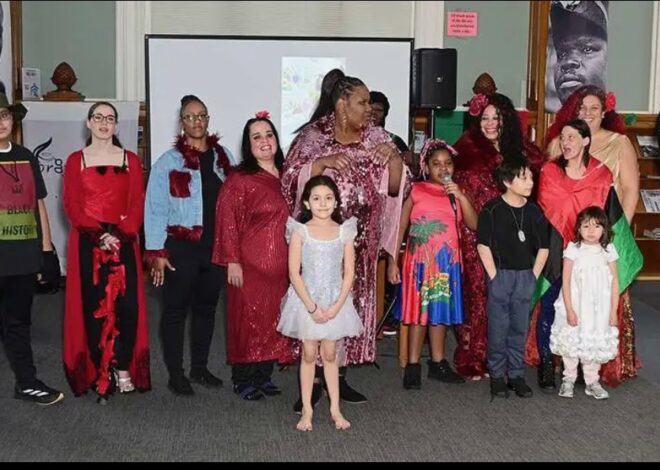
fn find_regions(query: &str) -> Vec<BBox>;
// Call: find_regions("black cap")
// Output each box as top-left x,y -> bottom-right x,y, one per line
551,1 -> 608,42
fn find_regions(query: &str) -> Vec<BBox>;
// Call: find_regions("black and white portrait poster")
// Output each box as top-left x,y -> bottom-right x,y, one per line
0,1 -> 12,98
545,1 -> 609,113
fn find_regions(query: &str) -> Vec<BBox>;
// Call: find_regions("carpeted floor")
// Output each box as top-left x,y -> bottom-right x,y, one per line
1,282 -> 658,461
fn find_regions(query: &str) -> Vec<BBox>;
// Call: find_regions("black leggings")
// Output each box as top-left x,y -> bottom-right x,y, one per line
79,235 -> 138,371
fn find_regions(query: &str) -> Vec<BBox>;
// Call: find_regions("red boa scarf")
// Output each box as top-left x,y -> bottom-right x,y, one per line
175,133 -> 232,175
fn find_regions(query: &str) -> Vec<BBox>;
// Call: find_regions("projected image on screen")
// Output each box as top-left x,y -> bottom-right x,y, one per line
281,57 -> 345,149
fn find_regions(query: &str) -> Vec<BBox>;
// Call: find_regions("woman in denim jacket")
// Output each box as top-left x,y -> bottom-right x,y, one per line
144,95 -> 235,395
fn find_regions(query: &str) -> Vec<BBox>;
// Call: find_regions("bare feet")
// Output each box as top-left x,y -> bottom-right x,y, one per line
296,410 -> 313,432
331,411 -> 351,430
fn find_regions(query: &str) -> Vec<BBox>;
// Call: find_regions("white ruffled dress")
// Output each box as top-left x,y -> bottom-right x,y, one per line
549,242 -> 619,364
277,217 -> 363,341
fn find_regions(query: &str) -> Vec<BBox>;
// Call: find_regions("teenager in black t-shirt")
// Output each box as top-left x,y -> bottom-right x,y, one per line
0,92 -> 64,405
477,157 -> 549,400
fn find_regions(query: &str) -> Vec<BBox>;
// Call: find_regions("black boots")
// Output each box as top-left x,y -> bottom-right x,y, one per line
403,363 -> 422,390
490,377 -> 509,400
538,356 -> 557,393
428,359 -> 465,384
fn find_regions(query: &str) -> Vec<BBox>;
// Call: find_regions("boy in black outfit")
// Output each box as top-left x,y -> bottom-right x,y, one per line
0,93 -> 63,405
477,157 -> 549,399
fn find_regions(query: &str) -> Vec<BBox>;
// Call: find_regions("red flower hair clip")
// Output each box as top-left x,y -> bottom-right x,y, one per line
605,92 -> 616,112
468,93 -> 489,117
255,110 -> 271,119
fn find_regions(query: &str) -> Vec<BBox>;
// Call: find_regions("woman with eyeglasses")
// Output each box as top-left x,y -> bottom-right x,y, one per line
144,94 -> 235,396
63,101 -> 150,402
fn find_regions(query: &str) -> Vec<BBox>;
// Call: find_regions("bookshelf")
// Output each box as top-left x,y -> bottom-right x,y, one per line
628,115 -> 660,281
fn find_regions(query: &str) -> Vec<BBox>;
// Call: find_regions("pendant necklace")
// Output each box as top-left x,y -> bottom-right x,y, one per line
504,195 -> 526,243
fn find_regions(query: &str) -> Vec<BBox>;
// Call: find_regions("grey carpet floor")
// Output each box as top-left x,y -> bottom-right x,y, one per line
1,282 -> 658,461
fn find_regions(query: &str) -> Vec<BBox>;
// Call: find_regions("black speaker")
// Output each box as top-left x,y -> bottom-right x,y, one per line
411,48 -> 457,109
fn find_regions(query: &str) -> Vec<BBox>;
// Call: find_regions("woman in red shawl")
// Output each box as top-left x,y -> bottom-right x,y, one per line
282,76 -> 407,404
63,102 -> 150,402
213,113 -> 295,401
452,93 -> 545,380
537,86 -> 641,387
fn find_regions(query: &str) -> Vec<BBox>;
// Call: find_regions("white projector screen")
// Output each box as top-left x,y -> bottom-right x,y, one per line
146,35 -> 413,167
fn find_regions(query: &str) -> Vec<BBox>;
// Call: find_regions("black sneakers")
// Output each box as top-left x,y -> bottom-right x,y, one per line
14,380 -> 64,406
507,376 -> 534,398
403,363 -> 422,390
538,357 -> 557,393
490,377 -> 509,399
428,359 -> 465,384
189,368 -> 223,388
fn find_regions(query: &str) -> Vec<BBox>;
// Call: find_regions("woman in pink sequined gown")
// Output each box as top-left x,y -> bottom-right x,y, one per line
213,115 -> 294,401
282,76 -> 408,402
452,93 -> 545,380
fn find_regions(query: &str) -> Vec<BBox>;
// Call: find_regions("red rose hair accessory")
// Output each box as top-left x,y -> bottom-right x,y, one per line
605,92 -> 616,112
468,93 -> 489,117
420,139 -> 458,163
255,110 -> 271,119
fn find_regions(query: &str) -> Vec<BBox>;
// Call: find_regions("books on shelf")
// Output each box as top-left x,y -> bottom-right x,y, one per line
643,228 -> 660,240
641,189 -> 660,213
636,135 -> 660,158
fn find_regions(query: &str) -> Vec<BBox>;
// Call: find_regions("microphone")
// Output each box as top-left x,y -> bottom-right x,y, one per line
441,173 -> 457,213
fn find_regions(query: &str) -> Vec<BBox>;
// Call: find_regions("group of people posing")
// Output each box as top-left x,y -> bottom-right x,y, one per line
0,71 -> 642,432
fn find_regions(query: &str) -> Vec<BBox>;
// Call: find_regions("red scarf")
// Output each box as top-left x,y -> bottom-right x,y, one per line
175,133 -> 232,175
538,157 -> 612,247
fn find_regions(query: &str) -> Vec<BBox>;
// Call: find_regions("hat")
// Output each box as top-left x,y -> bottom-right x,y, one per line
0,93 -> 28,121
551,1 -> 609,42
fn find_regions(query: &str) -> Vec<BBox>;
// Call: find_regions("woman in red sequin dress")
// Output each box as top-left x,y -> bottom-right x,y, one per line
63,102 -> 150,400
282,76 -> 408,402
452,93 -> 545,380
213,114 -> 295,401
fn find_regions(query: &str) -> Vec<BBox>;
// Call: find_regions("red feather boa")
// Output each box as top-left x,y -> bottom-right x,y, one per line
175,133 -> 232,175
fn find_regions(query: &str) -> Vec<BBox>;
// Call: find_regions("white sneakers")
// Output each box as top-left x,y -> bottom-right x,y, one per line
585,382 -> 610,400
558,379 -> 609,400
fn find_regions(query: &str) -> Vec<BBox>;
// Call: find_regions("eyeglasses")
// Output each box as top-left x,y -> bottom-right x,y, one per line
181,113 -> 209,123
91,114 -> 117,124
0,111 -> 13,122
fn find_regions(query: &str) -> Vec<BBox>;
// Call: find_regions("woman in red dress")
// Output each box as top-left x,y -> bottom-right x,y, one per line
63,102 -> 150,401
452,93 -> 545,380
213,113 -> 294,401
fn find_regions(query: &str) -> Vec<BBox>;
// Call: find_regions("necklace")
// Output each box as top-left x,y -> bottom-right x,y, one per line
503,196 -> 526,243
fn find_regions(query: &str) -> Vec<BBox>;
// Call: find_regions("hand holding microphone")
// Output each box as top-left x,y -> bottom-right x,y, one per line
441,172 -> 458,213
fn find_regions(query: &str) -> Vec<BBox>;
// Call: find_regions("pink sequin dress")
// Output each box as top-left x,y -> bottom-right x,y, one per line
282,113 -> 408,365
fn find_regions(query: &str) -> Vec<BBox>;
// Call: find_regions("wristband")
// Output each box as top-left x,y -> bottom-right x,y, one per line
308,304 -> 318,314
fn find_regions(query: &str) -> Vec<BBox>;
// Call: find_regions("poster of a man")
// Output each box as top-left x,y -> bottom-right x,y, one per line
545,1 -> 609,113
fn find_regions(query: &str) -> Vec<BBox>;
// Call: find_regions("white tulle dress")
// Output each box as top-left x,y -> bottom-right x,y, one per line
550,242 -> 619,364
277,217 -> 363,341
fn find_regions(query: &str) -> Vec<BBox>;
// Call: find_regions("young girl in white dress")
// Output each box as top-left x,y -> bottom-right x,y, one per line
277,175 -> 363,432
550,206 -> 619,400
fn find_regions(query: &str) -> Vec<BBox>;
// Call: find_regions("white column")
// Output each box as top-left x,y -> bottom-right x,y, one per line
413,1 -> 445,49
115,1 -> 151,101
650,1 -> 660,113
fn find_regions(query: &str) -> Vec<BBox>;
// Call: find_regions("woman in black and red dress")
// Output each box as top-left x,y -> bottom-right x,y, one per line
63,102 -> 150,402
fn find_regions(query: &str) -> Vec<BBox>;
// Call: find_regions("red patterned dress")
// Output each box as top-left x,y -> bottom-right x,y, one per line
213,170 -> 294,365
282,113 -> 408,365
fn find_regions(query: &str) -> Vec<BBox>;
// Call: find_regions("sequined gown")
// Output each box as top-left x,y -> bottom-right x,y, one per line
213,170 -> 294,364
281,114 -> 408,365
